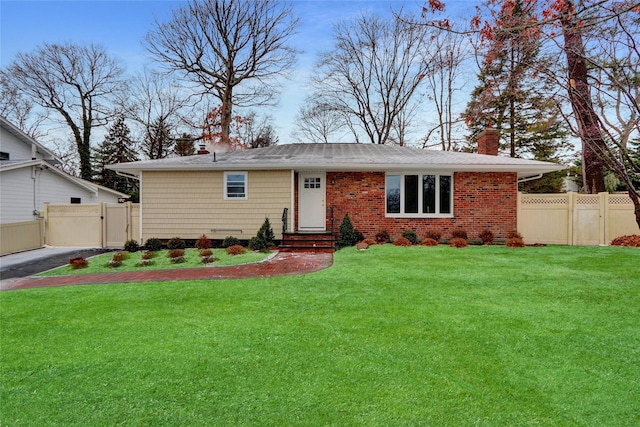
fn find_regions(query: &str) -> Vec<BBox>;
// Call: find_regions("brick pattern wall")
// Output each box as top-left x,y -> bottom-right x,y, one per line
324,171 -> 517,241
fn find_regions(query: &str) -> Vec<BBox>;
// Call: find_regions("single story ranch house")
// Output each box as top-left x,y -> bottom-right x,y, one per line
109,129 -> 563,250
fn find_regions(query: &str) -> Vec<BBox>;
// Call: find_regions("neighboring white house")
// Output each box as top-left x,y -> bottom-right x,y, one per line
0,115 -> 127,224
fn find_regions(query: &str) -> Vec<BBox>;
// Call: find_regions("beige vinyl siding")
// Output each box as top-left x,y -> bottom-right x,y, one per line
141,170 -> 291,241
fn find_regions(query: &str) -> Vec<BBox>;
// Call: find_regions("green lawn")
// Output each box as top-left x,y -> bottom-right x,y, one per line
2,245 -> 639,426
37,248 -> 270,276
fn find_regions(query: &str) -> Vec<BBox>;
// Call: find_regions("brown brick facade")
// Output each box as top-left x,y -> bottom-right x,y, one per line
321,171 -> 517,241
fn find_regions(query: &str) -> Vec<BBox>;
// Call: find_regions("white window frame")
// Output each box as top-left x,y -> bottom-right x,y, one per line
385,172 -> 454,218
224,171 -> 248,200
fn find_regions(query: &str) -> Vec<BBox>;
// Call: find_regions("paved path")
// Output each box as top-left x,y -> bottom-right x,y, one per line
0,252 -> 333,291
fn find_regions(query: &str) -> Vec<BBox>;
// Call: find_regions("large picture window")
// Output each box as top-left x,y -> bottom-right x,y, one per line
386,173 -> 452,216
224,172 -> 247,199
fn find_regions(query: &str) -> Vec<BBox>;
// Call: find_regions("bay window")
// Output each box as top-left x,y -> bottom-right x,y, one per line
386,173 -> 452,216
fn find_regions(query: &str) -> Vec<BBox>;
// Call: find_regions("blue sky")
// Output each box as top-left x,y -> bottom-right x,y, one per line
1,0 -> 473,144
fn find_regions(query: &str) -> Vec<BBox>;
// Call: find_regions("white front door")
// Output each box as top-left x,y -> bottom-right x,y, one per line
299,172 -> 326,230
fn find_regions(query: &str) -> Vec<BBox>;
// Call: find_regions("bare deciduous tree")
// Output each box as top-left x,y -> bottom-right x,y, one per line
422,31 -> 470,151
293,99 -> 345,143
0,74 -> 46,138
145,0 -> 299,142
312,11 -> 434,144
126,68 -> 195,159
2,43 -> 125,180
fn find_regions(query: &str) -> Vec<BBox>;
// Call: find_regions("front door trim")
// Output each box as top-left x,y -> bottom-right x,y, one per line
298,171 -> 326,231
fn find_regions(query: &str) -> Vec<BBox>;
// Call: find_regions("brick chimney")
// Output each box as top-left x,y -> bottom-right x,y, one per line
197,144 -> 210,155
477,128 -> 500,156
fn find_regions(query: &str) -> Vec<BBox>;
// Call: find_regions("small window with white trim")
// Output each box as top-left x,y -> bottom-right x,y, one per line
386,173 -> 453,216
224,172 -> 247,199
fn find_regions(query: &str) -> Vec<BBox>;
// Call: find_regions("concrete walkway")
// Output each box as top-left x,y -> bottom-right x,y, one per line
0,252 -> 333,291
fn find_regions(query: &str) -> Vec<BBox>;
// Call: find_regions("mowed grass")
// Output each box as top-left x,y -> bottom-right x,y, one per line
1,245 -> 639,426
37,248 -> 270,276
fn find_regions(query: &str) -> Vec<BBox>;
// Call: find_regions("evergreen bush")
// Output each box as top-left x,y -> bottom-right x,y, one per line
167,237 -> 186,250
222,236 -> 241,248
123,239 -> 140,252
402,229 -> 418,244
337,214 -> 359,249
144,238 -> 163,252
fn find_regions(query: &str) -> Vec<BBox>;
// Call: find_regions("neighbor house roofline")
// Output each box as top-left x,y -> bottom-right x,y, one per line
0,115 -> 63,165
1,159 -> 128,197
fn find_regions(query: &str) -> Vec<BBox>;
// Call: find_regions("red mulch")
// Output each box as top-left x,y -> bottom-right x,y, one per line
610,235 -> 640,247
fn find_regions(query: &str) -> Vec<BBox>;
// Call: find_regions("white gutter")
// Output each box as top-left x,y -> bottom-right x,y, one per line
115,170 -> 140,181
517,174 -> 543,183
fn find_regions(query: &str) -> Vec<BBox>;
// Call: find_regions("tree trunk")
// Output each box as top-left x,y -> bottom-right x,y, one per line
560,2 -> 606,193
630,190 -> 640,231
220,86 -> 233,143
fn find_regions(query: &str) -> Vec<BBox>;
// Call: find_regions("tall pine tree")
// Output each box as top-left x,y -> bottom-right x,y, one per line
93,115 -> 139,195
463,0 -> 569,192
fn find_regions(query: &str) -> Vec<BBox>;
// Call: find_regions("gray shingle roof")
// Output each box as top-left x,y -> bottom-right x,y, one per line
108,143 -> 564,178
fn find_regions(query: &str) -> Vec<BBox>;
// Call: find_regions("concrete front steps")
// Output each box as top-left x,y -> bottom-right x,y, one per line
280,232 -> 336,253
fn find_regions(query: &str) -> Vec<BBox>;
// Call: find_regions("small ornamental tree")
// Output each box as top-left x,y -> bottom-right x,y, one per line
337,213 -> 359,249
256,217 -> 276,248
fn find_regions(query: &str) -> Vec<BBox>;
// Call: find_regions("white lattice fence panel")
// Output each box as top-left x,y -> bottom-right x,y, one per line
518,193 -> 570,244
606,194 -> 640,241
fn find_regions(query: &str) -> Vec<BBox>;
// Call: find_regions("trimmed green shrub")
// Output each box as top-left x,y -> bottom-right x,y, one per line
123,239 -> 140,252
144,238 -> 163,252
402,229 -> 418,244
249,236 -> 268,251
167,237 -> 186,250
222,236 -> 241,248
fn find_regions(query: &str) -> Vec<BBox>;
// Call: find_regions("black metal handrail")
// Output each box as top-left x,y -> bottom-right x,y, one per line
281,207 -> 288,235
329,206 -> 335,235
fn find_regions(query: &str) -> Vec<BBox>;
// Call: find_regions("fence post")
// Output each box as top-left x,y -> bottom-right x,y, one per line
517,192 -> 522,236
43,202 -> 50,245
100,202 -> 106,248
599,192 -> 608,246
568,191 -> 575,246
126,201 -> 132,241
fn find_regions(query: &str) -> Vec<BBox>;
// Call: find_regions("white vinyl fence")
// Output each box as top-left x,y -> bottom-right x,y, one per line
44,202 -> 139,248
0,220 -> 45,256
518,192 -> 639,246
